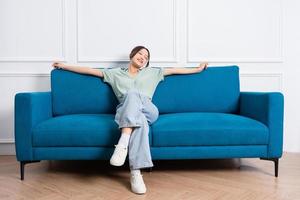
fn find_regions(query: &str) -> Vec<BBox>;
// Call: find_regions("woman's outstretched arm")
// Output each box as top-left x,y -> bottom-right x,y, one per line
163,62 -> 208,76
52,62 -> 103,78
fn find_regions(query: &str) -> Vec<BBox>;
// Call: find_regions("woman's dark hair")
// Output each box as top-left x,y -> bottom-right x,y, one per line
129,46 -> 150,67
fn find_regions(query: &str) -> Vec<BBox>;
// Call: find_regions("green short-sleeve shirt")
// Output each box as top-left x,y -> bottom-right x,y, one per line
102,67 -> 164,102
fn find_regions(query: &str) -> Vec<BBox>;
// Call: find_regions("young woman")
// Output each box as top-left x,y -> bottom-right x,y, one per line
52,46 -> 208,194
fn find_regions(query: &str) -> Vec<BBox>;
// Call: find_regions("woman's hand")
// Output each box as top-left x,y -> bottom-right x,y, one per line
195,62 -> 208,72
52,62 -> 66,69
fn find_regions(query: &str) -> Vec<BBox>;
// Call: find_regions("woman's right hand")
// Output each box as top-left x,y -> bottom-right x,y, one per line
52,62 -> 66,69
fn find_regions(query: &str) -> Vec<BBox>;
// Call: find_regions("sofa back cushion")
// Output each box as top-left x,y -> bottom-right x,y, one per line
51,66 -> 240,116
51,70 -> 118,116
152,66 -> 240,114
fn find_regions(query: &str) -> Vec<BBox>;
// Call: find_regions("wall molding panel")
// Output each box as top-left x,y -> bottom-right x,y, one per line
76,0 -> 178,63
186,0 -> 283,63
0,0 -> 66,62
240,73 -> 283,92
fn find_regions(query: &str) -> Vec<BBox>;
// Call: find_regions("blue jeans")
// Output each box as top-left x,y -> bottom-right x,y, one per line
114,90 -> 159,169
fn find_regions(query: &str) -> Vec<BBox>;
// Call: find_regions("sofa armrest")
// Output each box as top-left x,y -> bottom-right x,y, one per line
14,92 -> 53,161
239,92 -> 284,158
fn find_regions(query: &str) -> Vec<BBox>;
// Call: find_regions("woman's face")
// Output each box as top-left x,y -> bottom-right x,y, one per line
131,48 -> 149,68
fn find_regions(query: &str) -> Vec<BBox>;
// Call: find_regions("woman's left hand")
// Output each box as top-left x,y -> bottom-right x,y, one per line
195,62 -> 208,72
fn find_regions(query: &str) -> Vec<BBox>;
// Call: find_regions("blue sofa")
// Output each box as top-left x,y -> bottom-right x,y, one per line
15,66 -> 284,180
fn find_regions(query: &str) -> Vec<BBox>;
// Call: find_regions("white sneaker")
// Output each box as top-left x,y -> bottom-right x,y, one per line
131,174 -> 147,194
110,145 -> 128,166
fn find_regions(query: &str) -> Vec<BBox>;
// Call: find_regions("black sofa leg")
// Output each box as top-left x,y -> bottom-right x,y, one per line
20,161 -> 40,180
260,158 -> 279,177
20,161 -> 25,180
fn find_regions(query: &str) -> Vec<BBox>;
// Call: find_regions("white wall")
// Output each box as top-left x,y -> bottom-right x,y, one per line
1,0 -> 299,154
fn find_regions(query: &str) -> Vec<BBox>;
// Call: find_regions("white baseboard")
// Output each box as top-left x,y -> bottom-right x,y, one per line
0,143 -> 16,155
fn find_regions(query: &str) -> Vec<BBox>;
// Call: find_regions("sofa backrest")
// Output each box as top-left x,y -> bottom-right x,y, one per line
51,70 -> 119,116
153,66 -> 240,114
51,66 -> 240,116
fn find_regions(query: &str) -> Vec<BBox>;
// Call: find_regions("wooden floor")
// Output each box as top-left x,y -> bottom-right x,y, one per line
0,153 -> 300,200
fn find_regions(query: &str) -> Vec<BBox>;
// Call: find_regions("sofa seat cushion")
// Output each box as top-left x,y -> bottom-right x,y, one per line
151,113 -> 268,147
32,114 -> 152,147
